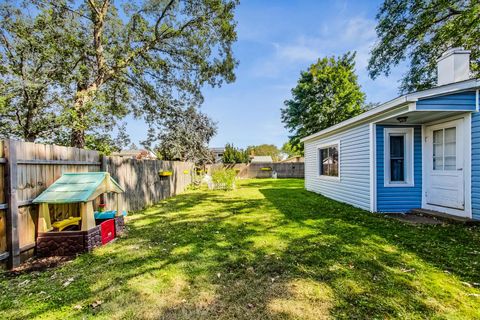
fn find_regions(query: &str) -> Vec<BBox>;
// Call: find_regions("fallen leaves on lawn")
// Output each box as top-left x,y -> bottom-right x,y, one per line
18,279 -> 30,287
91,300 -> 103,309
63,277 -> 74,287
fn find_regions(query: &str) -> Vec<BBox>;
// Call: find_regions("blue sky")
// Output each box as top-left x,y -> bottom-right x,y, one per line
126,0 -> 408,149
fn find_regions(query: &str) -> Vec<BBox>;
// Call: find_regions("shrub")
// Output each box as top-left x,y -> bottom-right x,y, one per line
211,168 -> 237,190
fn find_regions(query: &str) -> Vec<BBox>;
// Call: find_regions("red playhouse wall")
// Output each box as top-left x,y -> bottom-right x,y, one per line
100,219 -> 115,245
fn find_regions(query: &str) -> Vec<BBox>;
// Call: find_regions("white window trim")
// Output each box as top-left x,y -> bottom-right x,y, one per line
318,140 -> 341,181
384,128 -> 414,187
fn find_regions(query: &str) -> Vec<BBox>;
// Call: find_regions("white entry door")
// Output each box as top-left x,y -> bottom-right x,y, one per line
425,119 -> 465,210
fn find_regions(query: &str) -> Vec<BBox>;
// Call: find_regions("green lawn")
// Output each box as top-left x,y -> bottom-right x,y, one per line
1,179 -> 480,319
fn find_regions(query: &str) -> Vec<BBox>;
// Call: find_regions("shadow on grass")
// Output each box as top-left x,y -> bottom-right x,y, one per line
1,179 -> 479,319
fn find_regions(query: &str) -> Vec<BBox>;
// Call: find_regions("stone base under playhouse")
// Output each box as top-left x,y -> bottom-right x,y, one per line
36,216 -> 124,257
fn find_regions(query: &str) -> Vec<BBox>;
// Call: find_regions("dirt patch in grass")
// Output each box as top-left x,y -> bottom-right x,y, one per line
384,213 -> 444,225
5,256 -> 75,277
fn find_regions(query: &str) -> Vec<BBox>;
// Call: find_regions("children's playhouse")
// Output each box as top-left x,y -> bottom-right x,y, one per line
32,172 -> 127,256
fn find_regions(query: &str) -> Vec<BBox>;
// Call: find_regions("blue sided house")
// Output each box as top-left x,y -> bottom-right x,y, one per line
302,48 -> 480,220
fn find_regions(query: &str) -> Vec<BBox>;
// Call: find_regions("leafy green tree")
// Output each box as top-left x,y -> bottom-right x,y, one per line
282,52 -> 365,151
222,143 -> 248,164
281,142 -> 303,158
62,0 -> 238,148
368,0 -> 480,93
0,3 -> 74,141
246,144 -> 281,162
151,106 -> 217,164
222,143 -> 237,164
50,123 -> 132,155
236,149 -> 249,163
1,0 -> 238,148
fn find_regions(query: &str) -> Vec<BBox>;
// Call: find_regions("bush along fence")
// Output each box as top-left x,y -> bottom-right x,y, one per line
0,140 -> 194,269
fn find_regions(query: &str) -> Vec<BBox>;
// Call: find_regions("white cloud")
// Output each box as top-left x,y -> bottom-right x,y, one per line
275,42 -> 320,62
248,16 -> 378,80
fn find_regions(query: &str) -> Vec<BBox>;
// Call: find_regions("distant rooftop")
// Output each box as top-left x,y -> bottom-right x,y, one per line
209,147 -> 225,153
251,156 -> 273,163
111,149 -> 157,159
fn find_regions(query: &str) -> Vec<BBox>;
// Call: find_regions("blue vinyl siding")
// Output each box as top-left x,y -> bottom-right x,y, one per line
305,124 -> 371,210
416,92 -> 476,111
376,125 -> 422,212
471,112 -> 480,220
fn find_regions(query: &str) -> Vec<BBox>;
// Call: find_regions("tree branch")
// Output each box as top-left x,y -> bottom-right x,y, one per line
155,0 -> 176,38
87,0 -> 100,16
433,6 -> 464,24
88,0 -> 110,87
48,1 -> 93,21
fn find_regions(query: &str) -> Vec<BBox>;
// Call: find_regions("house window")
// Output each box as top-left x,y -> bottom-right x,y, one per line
384,128 -> 414,187
319,144 -> 339,178
433,127 -> 456,171
389,135 -> 405,181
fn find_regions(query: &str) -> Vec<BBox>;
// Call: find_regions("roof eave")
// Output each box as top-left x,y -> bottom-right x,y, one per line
300,78 -> 480,143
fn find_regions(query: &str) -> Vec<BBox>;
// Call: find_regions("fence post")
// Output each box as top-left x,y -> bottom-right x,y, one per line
5,139 -> 20,268
100,154 -> 107,205
101,154 -> 107,172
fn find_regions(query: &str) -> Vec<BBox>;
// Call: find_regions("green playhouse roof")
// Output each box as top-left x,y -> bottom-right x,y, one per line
33,172 -> 124,204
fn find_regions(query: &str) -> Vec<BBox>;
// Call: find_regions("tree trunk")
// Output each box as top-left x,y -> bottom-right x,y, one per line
70,128 -> 85,148
70,84 -> 97,148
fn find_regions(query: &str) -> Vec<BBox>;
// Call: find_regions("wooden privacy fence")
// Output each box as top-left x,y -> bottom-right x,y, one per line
207,162 -> 305,179
0,140 -> 194,269
105,157 -> 194,212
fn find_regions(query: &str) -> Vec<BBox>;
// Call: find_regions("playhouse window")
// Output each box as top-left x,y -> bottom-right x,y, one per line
319,144 -> 339,178
384,128 -> 414,187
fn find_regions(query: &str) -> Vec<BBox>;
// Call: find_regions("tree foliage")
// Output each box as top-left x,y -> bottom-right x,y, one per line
222,143 -> 248,164
0,4 -> 74,141
151,106 -> 216,164
0,0 -> 238,148
368,0 -> 480,93
281,142 -> 303,158
282,52 -> 366,151
246,144 -> 281,162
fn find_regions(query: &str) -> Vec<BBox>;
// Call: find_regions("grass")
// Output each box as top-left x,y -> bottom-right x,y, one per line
1,178 -> 480,319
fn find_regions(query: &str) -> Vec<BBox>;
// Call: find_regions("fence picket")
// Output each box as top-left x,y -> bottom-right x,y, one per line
0,140 -> 193,268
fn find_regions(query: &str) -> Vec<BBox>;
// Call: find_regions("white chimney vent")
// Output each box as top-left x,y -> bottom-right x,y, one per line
437,47 -> 471,86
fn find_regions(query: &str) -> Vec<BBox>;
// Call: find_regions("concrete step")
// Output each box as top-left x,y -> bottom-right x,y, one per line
408,208 -> 479,225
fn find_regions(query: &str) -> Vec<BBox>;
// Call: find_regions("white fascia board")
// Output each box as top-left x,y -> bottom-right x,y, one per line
301,96 -> 409,143
301,78 -> 480,143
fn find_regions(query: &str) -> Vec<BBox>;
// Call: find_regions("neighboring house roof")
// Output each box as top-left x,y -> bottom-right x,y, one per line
301,78 -> 480,143
251,156 -> 273,163
281,156 -> 304,163
209,147 -> 225,153
33,172 -> 124,204
111,149 -> 157,159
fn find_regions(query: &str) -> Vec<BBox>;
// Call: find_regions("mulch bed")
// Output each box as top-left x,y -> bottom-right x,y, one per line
4,256 -> 75,277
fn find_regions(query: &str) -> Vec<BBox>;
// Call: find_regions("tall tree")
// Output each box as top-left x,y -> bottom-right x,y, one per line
1,0 -> 238,148
62,0 -> 238,147
0,3 -> 76,141
368,0 -> 480,93
246,144 -> 281,162
149,106 -> 217,164
282,52 -> 366,151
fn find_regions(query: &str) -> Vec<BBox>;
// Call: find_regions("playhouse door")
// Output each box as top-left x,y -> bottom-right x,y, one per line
425,119 -> 464,210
